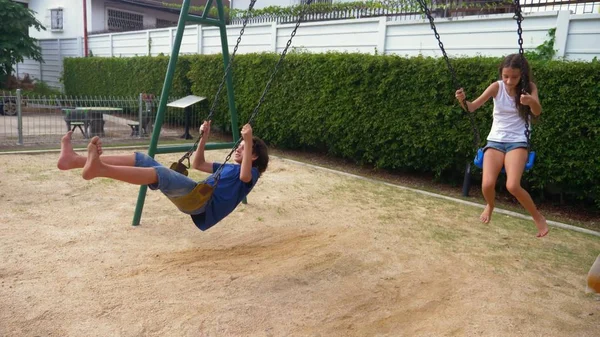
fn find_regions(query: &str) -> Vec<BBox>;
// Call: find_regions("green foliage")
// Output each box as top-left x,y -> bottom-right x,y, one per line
0,0 -> 45,87
161,1 -> 231,19
525,28 -> 557,61
64,53 -> 600,209
63,56 -> 191,97
187,53 -> 600,208
229,0 -> 514,20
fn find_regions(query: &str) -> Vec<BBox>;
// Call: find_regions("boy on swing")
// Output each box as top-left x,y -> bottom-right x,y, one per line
57,121 -> 269,231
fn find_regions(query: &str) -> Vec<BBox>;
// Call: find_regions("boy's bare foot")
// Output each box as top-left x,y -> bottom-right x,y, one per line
57,131 -> 81,170
82,137 -> 105,180
535,215 -> 550,238
480,204 -> 494,224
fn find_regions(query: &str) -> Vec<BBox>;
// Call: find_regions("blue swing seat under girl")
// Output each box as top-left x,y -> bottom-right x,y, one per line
473,148 -> 536,172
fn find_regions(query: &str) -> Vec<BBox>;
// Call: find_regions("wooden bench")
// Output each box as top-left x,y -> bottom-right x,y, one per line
127,103 -> 155,137
63,109 -> 90,138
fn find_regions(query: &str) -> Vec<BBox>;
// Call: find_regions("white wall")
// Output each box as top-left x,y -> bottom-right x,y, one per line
564,14 -> 600,60
16,11 -> 600,91
83,11 -> 599,60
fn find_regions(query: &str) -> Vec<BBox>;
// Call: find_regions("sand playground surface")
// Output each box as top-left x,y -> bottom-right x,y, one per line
1,148 -> 599,336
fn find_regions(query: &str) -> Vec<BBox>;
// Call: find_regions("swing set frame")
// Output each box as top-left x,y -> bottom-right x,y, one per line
131,0 -> 313,226
131,0 -> 242,226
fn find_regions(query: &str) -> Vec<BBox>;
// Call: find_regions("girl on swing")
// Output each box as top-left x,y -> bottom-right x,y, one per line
455,54 -> 549,237
57,120 -> 269,231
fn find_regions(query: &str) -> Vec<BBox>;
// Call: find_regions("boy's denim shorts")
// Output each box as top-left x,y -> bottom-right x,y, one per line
135,152 -> 206,215
484,141 -> 528,154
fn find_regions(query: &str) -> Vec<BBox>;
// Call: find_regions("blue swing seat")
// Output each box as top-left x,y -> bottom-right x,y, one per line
473,148 -> 536,172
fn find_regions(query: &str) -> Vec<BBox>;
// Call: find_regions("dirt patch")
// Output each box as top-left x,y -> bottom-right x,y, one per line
1,150 -> 599,336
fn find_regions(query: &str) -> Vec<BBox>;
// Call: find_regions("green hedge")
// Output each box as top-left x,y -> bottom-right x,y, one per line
63,56 -> 192,97
64,53 -> 600,208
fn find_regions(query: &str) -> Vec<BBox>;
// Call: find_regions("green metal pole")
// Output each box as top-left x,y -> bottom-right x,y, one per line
216,0 -> 240,145
132,0 -> 193,226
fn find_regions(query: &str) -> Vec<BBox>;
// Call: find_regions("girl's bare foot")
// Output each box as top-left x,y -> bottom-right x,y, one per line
82,137 -> 105,180
534,215 -> 550,238
480,204 -> 494,224
57,131 -> 81,170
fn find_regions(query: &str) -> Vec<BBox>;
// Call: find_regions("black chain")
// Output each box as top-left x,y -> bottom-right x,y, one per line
416,0 -> 481,149
211,0 -> 314,185
513,0 -> 532,152
177,0 -> 259,167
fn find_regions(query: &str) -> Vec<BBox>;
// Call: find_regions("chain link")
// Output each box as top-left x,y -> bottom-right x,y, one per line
416,0 -> 481,149
513,0 -> 532,152
178,0 -> 259,165
211,0 -> 314,185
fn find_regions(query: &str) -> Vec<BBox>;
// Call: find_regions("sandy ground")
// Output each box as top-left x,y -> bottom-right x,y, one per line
1,148 -> 599,337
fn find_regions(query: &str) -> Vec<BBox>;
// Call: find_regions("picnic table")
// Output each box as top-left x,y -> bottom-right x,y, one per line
62,107 -> 123,137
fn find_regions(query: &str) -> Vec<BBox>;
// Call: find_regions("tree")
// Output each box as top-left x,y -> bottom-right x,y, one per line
0,0 -> 46,87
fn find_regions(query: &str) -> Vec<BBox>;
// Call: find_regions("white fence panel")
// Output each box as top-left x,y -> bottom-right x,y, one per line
88,35 -> 112,57
565,14 -> 600,61
202,24 -> 272,55
180,26 -> 200,54
279,19 -> 380,54
61,39 -> 81,58
149,29 -> 171,55
15,38 -> 80,90
112,31 -> 148,57
386,13 -> 557,57
16,59 -> 42,81
39,40 -> 62,89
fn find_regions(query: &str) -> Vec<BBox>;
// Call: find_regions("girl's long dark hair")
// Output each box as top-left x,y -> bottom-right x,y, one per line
499,54 -> 533,122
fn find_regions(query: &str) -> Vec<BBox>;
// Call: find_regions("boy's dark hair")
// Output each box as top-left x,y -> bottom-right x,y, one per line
498,53 -> 534,122
251,136 -> 269,175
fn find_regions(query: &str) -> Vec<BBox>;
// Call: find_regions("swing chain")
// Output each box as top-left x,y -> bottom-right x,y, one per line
210,0 -> 315,186
416,0 -> 481,149
416,0 -> 459,91
177,0 -> 259,167
513,0 -> 532,152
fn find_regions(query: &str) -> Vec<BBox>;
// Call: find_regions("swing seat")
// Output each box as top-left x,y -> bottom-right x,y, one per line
587,254 -> 600,294
167,182 -> 214,214
473,148 -> 536,172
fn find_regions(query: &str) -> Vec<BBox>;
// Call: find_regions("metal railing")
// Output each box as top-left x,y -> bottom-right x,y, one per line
228,0 -> 600,24
0,90 -> 210,148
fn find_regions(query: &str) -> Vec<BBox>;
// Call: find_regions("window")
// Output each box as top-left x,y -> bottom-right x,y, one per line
51,8 -> 63,30
107,8 -> 144,32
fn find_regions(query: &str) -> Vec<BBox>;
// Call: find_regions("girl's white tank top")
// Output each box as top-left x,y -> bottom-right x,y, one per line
487,80 -> 529,143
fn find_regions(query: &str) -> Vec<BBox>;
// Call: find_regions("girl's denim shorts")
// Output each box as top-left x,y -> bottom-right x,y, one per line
484,141 -> 528,154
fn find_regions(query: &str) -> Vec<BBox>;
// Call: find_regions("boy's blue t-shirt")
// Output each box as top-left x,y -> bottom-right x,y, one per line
191,163 -> 259,231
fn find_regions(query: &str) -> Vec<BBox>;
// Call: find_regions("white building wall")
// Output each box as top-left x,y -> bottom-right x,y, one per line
26,0 -> 183,39
26,0 -> 85,39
